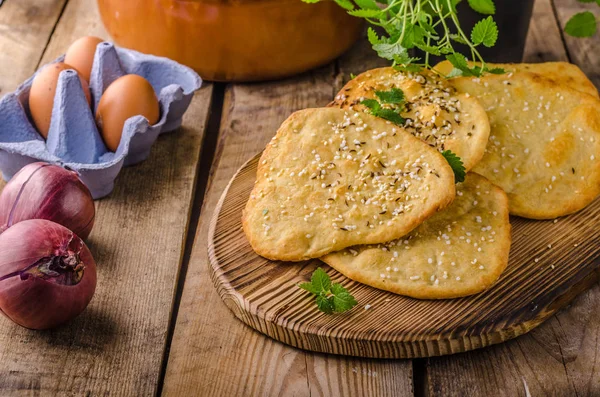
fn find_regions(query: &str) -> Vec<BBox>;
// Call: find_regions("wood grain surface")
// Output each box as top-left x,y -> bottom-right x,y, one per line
162,39 -> 413,396
1,0 -> 599,395
208,152 -> 600,358
0,0 -> 212,395
426,1 -> 600,395
0,0 -> 67,95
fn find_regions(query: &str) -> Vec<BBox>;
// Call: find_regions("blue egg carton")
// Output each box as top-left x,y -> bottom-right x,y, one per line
0,42 -> 202,198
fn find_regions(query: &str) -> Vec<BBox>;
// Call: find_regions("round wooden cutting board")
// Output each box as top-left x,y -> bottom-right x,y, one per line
208,153 -> 600,359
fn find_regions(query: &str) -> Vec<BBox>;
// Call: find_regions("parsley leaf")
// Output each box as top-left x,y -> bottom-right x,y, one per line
467,0 -> 496,15
442,150 -> 466,183
565,11 -> 597,37
445,54 -> 480,77
376,109 -> 406,124
375,87 -> 405,105
361,94 -> 406,125
471,16 -> 499,47
486,67 -> 506,74
372,42 -> 408,61
360,99 -> 381,113
298,268 -> 358,314
331,284 -> 358,312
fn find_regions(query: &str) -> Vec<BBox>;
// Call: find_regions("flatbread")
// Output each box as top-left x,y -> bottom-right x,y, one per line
330,67 -> 490,171
322,173 -> 510,299
243,107 -> 456,261
444,72 -> 600,219
434,61 -> 598,98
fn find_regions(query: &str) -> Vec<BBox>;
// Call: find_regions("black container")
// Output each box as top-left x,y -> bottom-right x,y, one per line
456,0 -> 535,62
421,0 -> 535,64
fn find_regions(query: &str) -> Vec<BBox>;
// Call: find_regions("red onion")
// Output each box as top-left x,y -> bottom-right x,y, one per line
0,219 -> 97,329
0,162 -> 95,239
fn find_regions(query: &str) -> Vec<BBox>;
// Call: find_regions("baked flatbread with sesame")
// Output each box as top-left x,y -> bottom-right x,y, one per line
322,173 -> 510,299
330,67 -> 490,171
444,72 -> 600,219
434,61 -> 598,98
243,107 -> 456,261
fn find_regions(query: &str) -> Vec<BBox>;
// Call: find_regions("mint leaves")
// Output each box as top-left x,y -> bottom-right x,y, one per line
299,268 -> 358,314
361,88 -> 406,125
375,87 -> 405,104
467,0 -> 496,15
442,150 -> 466,183
302,0 -> 500,75
565,11 -> 597,37
445,53 -> 504,78
471,16 -> 499,47
565,1 -> 600,37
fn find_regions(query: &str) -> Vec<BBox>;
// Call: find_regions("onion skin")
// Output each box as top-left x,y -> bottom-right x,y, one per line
0,219 -> 97,330
0,162 -> 95,239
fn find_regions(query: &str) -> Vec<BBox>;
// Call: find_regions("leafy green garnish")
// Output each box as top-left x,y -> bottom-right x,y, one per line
564,1 -> 600,38
442,150 -> 466,183
445,53 -> 505,78
302,0 -> 503,76
375,87 -> 405,104
360,88 -> 406,125
467,0 -> 496,15
299,268 -> 358,314
471,16 -> 498,47
565,11 -> 597,37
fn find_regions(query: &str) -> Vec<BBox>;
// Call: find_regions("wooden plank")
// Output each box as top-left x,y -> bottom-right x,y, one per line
553,0 -> 600,87
0,0 -> 213,395
163,40 -> 413,396
209,149 -> 600,359
37,0 -> 107,65
0,0 -> 67,95
425,1 -> 600,395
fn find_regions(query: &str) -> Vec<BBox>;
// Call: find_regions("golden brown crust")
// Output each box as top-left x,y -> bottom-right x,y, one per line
329,67 -> 491,171
322,173 -> 511,299
433,60 -> 599,98
443,71 -> 600,219
242,107 -> 456,261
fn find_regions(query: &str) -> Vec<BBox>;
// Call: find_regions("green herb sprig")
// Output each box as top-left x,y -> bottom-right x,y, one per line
303,0 -> 501,77
565,0 -> 600,37
361,87 -> 406,124
442,150 -> 466,183
299,268 -> 358,314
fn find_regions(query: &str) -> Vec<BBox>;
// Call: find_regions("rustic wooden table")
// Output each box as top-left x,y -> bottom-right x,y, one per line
0,0 -> 598,395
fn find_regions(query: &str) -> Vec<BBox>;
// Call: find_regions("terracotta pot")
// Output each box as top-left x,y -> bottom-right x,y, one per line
97,0 -> 364,82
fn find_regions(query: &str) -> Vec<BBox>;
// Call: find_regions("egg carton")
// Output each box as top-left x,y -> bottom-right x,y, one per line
0,42 -> 202,198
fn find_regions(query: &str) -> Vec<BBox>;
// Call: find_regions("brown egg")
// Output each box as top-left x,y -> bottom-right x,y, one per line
95,74 -> 160,152
64,36 -> 104,82
29,63 -> 92,138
